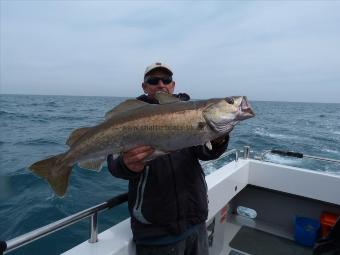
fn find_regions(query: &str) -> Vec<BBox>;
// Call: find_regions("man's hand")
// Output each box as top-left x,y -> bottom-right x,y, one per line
211,136 -> 227,147
121,146 -> 155,172
211,126 -> 233,147
211,133 -> 231,147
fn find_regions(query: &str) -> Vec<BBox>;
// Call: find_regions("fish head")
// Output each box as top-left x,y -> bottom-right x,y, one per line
203,96 -> 255,133
232,96 -> 255,120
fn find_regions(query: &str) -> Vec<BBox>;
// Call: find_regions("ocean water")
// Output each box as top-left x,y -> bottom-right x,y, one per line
0,94 -> 339,255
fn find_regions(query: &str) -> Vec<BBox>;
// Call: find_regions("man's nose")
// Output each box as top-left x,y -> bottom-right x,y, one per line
156,80 -> 166,87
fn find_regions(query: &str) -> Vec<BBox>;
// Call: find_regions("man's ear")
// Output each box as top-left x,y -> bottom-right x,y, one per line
142,82 -> 147,94
171,81 -> 176,90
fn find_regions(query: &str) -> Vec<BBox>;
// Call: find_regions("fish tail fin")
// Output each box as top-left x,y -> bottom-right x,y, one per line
29,153 -> 72,197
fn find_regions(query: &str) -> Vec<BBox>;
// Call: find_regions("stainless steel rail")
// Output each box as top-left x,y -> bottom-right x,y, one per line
1,193 -> 128,254
302,154 -> 340,164
201,148 -> 239,168
261,149 -> 340,164
218,148 -> 239,162
243,146 -> 250,159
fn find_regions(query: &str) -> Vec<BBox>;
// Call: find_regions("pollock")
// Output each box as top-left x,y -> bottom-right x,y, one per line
29,92 -> 255,196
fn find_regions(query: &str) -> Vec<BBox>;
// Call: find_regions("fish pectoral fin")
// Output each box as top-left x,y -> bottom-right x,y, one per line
66,127 -> 92,147
105,99 -> 148,120
155,91 -> 181,104
78,158 -> 105,171
205,141 -> 213,150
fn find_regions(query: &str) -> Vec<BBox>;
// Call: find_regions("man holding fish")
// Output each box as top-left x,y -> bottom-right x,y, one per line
108,62 -> 230,255
29,62 -> 254,255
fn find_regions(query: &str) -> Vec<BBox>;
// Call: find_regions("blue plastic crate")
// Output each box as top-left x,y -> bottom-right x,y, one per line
294,216 -> 320,247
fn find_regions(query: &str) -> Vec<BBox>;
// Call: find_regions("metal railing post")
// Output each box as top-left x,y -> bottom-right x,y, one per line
89,212 -> 98,243
243,146 -> 250,159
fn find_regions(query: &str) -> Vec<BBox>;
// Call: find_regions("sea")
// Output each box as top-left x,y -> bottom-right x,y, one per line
0,94 -> 339,255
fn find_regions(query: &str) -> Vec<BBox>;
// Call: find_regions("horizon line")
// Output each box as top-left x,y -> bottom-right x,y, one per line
0,92 -> 339,105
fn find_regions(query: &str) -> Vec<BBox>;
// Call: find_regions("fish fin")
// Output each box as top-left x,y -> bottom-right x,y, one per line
29,153 -> 71,197
78,158 -> 105,171
143,150 -> 168,161
205,141 -> 213,151
105,99 -> 148,120
155,91 -> 181,104
66,127 -> 91,147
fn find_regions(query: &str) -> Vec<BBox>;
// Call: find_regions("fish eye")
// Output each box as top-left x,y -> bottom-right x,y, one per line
225,97 -> 234,104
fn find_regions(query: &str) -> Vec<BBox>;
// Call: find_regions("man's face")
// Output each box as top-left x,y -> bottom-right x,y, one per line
142,69 -> 175,98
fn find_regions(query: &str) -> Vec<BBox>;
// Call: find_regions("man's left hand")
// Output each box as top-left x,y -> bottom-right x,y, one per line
211,126 -> 233,147
211,135 -> 228,147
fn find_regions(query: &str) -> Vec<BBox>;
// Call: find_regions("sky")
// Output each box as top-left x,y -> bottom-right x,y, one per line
0,1 -> 340,103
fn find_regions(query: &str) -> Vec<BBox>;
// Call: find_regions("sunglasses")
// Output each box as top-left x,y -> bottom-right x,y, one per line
145,76 -> 173,86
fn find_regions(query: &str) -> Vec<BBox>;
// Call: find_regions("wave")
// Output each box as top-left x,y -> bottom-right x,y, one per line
254,128 -> 301,140
310,135 -> 336,143
0,169 -> 38,201
321,148 -> 339,155
53,115 -> 87,121
324,169 -> 340,176
0,110 -> 23,118
0,110 -> 9,115
264,154 -> 303,166
15,138 -> 61,146
1,111 -> 86,122
46,101 -> 58,107
25,101 -> 58,107
0,110 -> 46,121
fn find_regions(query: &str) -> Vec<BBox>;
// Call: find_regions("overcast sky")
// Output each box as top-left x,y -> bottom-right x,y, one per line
1,1 -> 339,103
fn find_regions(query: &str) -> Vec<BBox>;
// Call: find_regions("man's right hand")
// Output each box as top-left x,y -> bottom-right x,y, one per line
121,146 -> 155,172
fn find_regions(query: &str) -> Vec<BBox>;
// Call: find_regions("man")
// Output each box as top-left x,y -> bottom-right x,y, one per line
107,62 -> 229,255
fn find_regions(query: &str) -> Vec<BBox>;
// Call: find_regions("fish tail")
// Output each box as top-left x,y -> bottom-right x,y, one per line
29,153 -> 72,197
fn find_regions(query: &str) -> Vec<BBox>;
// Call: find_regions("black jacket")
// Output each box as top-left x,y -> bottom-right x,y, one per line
107,93 -> 228,241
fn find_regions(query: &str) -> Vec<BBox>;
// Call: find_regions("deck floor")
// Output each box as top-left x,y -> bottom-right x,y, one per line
228,226 -> 312,255
220,222 -> 313,255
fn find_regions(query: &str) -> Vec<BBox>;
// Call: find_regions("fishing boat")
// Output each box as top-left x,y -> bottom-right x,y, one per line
1,147 -> 340,255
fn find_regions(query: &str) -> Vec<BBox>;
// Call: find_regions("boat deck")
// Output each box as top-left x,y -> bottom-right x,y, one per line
57,158 -> 340,255
223,223 -> 312,255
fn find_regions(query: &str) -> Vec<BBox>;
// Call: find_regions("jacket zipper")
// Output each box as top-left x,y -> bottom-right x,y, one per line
200,167 -> 209,204
168,155 -> 180,231
133,166 -> 151,224
135,171 -> 146,210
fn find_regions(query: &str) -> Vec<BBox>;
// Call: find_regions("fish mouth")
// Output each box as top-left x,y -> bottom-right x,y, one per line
242,106 -> 255,117
236,96 -> 255,120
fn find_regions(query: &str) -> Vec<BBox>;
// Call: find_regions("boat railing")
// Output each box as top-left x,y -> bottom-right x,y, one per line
203,146 -> 340,166
200,148 -> 240,169
0,193 -> 128,255
260,149 -> 340,164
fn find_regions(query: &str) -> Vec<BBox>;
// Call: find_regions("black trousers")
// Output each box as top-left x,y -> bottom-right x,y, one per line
136,223 -> 209,255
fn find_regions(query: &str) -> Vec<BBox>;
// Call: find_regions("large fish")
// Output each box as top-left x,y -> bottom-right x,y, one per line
29,92 -> 255,196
